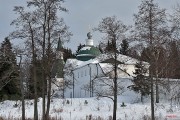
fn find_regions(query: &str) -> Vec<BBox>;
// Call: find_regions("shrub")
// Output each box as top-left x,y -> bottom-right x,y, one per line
84,100 -> 88,105
66,100 -> 70,104
13,103 -> 18,108
120,102 -> 126,107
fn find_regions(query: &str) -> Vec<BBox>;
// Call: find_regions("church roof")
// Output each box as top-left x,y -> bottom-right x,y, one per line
57,38 -> 63,51
65,53 -> 149,70
75,32 -> 102,61
76,46 -> 101,61
97,54 -> 149,65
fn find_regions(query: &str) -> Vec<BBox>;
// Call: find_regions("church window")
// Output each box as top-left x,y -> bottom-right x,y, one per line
85,70 -> 87,76
78,72 -> 79,78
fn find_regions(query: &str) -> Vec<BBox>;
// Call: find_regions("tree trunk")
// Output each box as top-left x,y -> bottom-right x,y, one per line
42,22 -> 46,120
73,72 -> 75,98
42,72 -> 46,120
45,76 -> 52,120
113,42 -> 118,120
45,8 -> 52,119
29,22 -> 38,120
150,76 -> 155,120
156,79 -> 159,103
19,55 -> 25,120
141,94 -> 143,103
149,1 -> 155,119
33,63 -> 38,120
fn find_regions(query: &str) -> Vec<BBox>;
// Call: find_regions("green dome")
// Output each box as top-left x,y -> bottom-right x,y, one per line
77,46 -> 101,61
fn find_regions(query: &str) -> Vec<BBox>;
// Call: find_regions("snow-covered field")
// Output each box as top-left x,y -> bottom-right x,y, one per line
0,95 -> 180,120
1,79 -> 180,120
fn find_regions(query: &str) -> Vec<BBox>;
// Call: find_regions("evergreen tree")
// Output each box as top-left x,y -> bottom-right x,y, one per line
76,43 -> 85,55
141,46 -> 167,78
63,48 -> 75,62
131,61 -> 150,103
120,39 -> 129,55
0,37 -> 21,100
104,40 -> 117,53
167,41 -> 180,78
28,59 -> 44,99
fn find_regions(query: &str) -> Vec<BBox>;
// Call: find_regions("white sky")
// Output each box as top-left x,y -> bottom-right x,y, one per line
0,0 -> 179,52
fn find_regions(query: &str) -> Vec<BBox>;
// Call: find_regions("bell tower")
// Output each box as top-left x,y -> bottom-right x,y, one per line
56,38 -> 64,60
51,38 -> 65,78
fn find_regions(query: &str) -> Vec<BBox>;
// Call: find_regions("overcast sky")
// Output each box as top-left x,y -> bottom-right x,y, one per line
0,0 -> 179,52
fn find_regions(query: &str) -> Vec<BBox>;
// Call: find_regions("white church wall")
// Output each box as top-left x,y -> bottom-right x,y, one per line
64,55 -> 149,98
64,63 -> 104,98
64,62 -> 138,98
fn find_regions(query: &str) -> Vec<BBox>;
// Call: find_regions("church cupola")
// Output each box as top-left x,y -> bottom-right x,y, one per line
86,32 -> 94,46
76,32 -> 101,61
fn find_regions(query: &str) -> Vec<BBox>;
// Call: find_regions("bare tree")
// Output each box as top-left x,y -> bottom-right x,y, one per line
95,16 -> 128,120
170,3 -> 180,41
10,0 -> 72,119
10,6 -> 39,119
169,3 -> 180,78
132,0 -> 169,119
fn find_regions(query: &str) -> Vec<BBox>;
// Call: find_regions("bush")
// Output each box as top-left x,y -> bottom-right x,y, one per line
84,100 -> 88,105
120,102 -> 126,107
66,100 -> 70,104
13,103 -> 18,108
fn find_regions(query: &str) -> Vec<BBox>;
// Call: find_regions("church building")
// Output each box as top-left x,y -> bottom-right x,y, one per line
62,32 -> 149,98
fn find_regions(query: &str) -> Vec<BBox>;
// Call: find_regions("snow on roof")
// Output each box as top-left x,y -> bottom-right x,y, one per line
64,58 -> 99,70
96,54 -> 149,65
64,53 -> 149,71
80,46 -> 91,50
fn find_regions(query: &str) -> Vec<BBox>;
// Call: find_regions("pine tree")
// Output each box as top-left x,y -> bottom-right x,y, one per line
0,37 -> 21,100
167,41 -> 180,78
104,40 -> 117,53
120,39 -> 129,55
76,44 -> 85,55
131,61 -> 150,103
28,59 -> 44,99
63,48 -> 75,62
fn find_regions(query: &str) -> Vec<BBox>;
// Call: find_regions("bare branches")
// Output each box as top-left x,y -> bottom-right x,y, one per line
133,0 -> 168,45
95,16 -> 128,44
95,16 -> 129,119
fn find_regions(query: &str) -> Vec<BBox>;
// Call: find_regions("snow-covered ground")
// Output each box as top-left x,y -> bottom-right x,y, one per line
1,78 -> 180,120
0,94 -> 180,120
